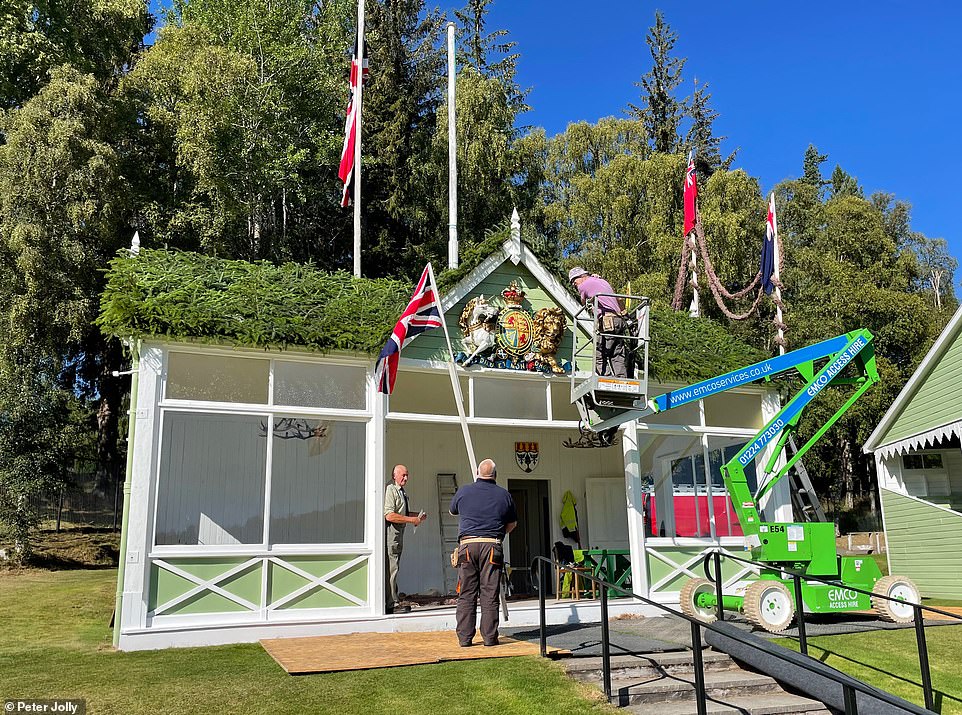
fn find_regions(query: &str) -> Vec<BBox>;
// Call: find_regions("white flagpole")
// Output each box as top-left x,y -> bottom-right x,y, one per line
687,151 -> 700,318
426,262 -> 478,478
446,22 -> 459,269
770,192 -> 785,355
353,0 -> 365,278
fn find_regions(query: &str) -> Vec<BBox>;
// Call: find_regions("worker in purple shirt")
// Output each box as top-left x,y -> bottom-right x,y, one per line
569,267 -> 628,378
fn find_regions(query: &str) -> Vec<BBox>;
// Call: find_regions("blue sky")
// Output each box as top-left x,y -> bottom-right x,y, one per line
149,1 -> 961,270
448,1 -> 960,268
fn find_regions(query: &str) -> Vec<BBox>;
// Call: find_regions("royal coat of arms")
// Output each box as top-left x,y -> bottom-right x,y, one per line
515,441 -> 540,473
455,280 -> 570,375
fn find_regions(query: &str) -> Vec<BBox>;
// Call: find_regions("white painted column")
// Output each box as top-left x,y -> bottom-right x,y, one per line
623,420 -> 650,599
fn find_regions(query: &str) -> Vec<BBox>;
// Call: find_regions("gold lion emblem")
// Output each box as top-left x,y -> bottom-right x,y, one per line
532,307 -> 567,374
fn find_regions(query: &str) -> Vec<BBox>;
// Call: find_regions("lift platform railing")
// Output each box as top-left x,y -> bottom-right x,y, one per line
531,555 -> 938,715
569,292 -> 651,408
700,550 -> 962,712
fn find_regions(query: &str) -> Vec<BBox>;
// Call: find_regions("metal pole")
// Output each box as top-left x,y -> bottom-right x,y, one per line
601,583 -> 612,701
914,605 -> 934,711
843,684 -> 859,715
352,0 -> 365,278
446,22 -> 458,269
688,231 -> 700,318
793,573 -> 808,655
538,559 -> 547,657
712,551 -> 724,622
691,622 -> 708,715
770,193 -> 785,355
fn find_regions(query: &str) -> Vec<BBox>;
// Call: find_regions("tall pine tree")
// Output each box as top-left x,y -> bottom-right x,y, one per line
629,11 -> 686,154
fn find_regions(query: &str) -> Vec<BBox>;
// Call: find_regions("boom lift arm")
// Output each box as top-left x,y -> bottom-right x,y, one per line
584,329 -> 879,563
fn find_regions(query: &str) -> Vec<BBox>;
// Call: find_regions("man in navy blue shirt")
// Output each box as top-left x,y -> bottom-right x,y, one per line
449,458 -> 518,647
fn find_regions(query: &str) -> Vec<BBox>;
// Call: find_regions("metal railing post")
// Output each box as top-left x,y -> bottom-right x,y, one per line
914,604 -> 934,711
601,582 -> 612,702
690,621 -> 708,715
843,684 -> 859,715
712,550 -> 724,622
793,573 -> 808,655
538,558 -> 547,658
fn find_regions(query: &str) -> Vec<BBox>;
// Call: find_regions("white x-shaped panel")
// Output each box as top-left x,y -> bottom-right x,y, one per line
152,557 -> 261,615
267,554 -> 368,610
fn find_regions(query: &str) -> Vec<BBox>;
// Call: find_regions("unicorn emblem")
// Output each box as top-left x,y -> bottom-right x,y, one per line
458,296 -> 499,366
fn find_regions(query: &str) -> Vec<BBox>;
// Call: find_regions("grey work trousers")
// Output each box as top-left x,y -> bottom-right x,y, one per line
386,539 -> 403,608
595,313 -> 627,377
455,541 -> 504,645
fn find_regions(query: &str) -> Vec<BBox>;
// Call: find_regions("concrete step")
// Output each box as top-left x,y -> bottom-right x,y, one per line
622,693 -> 831,715
607,669 -> 784,706
565,650 -> 736,681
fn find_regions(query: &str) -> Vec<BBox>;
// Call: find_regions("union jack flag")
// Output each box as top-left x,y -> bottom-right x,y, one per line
683,150 -> 698,235
760,192 -> 777,295
339,42 -> 369,207
374,265 -> 444,394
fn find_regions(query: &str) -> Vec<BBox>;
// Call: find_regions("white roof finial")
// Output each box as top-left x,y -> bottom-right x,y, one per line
130,230 -> 141,256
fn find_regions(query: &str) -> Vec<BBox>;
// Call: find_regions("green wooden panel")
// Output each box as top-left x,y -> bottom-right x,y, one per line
881,489 -> 962,599
148,558 -> 261,614
403,262 -> 590,370
881,329 -> 962,444
268,555 -> 369,608
647,547 -> 745,595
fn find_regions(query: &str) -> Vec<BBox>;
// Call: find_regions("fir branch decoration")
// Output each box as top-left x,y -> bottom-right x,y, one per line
647,306 -> 766,382
98,249 -> 764,383
98,250 -> 412,354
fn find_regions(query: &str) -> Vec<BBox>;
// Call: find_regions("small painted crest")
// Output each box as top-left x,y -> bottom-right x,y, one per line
515,441 -> 540,473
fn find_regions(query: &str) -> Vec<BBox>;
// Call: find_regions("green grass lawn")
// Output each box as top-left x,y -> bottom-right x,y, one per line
0,569 -> 614,715
782,627 -> 962,714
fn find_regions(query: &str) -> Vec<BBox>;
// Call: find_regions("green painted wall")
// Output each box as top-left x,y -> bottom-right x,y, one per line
404,261 -> 590,370
882,488 -> 962,599
880,326 -> 962,445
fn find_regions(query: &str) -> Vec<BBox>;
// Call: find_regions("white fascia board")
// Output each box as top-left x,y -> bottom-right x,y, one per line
864,303 -> 962,453
440,250 -> 507,311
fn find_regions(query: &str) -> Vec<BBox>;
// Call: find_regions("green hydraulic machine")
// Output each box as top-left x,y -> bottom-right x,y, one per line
573,318 -> 920,632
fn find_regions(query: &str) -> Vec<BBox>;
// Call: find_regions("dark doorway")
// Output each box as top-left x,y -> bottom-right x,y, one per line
507,479 -> 551,597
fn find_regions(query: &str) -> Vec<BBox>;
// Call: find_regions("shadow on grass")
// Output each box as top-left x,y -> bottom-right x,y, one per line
785,637 -> 962,714
1,527 -> 120,571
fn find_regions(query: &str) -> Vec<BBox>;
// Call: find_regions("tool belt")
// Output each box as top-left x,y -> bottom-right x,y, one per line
451,537 -> 501,567
600,312 -> 625,333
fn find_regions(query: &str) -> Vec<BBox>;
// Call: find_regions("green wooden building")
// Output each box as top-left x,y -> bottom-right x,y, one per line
863,303 -> 962,599
102,217 -> 785,650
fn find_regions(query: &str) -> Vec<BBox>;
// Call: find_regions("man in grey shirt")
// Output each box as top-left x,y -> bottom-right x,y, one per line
384,464 -> 426,614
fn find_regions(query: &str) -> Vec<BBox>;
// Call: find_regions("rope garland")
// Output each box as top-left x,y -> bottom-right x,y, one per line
672,208 -> 789,347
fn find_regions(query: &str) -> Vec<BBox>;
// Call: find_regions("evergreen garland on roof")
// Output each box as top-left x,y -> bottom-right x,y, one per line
99,248 -> 766,381
98,250 -> 412,354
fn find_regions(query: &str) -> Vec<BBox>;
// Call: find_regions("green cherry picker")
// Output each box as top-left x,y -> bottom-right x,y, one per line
572,313 -> 920,632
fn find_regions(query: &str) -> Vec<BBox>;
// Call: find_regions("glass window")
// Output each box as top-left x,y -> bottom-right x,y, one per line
707,436 -> 762,538
389,371 -> 468,416
473,377 -> 548,420
703,392 -> 763,430
903,453 -> 944,470
550,381 -> 581,421
638,433 -> 705,538
269,418 -> 366,544
274,361 -> 366,410
645,396 -> 701,426
167,352 -> 269,404
155,412 -> 267,545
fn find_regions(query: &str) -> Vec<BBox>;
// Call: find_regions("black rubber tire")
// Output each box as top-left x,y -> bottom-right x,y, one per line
680,577 -> 718,623
872,575 -> 920,624
743,580 -> 794,633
